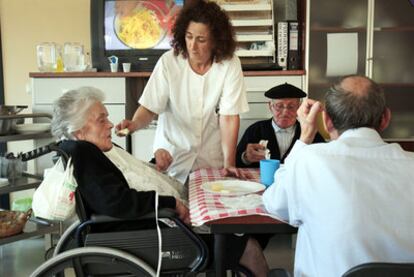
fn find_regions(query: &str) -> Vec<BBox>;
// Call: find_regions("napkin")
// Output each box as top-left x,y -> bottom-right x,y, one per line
259,140 -> 271,159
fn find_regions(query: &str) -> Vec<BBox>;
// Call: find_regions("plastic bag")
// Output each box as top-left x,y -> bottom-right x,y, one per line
32,157 -> 77,221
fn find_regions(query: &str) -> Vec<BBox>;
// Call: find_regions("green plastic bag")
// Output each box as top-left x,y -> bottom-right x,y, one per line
12,197 -> 32,212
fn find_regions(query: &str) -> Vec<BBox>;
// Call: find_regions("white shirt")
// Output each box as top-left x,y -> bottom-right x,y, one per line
262,128 -> 414,277
272,121 -> 296,158
140,50 -> 249,183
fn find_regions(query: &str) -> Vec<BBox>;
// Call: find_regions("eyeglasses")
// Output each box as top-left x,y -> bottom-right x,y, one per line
271,103 -> 299,112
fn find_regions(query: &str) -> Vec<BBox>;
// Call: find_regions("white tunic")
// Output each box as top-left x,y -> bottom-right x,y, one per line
263,128 -> 414,277
139,50 -> 249,183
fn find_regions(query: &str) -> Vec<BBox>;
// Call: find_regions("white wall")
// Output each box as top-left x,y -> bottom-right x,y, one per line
0,0 -> 90,106
0,0 -> 90,202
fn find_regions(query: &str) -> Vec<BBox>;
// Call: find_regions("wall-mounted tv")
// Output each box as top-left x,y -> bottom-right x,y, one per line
91,0 -> 184,72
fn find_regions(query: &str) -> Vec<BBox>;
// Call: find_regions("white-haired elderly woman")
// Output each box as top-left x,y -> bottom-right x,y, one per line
51,87 -> 189,223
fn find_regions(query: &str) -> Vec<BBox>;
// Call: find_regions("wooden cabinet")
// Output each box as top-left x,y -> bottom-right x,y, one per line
307,0 -> 414,139
212,0 -> 307,70
222,0 -> 276,67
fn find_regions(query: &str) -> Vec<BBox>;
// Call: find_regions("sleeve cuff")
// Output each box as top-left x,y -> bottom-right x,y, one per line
158,195 -> 176,209
241,151 -> 252,165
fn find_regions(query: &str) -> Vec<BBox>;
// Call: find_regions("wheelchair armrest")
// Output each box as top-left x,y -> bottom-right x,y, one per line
75,208 -> 179,246
89,215 -> 126,223
89,208 -> 177,223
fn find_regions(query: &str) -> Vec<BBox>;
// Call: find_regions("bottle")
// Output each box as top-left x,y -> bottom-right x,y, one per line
84,52 -> 92,71
55,45 -> 64,72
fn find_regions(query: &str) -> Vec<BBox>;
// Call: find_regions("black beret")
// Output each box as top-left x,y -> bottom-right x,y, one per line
264,83 -> 307,99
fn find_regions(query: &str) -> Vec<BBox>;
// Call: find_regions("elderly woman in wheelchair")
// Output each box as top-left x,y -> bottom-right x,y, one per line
31,87 -> 268,277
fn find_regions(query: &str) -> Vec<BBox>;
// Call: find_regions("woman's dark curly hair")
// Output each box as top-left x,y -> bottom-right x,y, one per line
171,0 -> 236,63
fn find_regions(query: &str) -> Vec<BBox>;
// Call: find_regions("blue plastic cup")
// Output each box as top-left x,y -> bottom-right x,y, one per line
260,159 -> 280,187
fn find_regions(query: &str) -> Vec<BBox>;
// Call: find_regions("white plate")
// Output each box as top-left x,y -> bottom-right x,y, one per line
202,180 -> 265,195
15,123 -> 51,134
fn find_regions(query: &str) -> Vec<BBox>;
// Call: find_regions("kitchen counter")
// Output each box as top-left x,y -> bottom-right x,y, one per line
29,69 -> 306,78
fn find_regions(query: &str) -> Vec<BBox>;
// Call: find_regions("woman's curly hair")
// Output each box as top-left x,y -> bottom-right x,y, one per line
171,0 -> 236,63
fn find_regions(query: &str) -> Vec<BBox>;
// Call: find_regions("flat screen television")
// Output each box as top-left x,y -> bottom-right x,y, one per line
91,0 -> 184,72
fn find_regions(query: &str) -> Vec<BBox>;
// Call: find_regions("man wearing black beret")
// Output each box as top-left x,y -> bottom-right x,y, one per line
236,83 -> 325,168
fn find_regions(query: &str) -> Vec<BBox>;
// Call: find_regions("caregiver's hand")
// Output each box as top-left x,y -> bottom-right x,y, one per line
154,149 -> 173,172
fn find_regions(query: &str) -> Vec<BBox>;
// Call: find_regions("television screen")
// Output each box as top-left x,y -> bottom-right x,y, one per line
104,0 -> 183,51
91,0 -> 184,72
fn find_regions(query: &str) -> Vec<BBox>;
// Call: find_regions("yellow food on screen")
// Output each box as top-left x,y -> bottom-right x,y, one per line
117,8 -> 162,49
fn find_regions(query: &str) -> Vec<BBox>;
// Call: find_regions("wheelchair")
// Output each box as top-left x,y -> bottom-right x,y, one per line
27,142 -> 253,277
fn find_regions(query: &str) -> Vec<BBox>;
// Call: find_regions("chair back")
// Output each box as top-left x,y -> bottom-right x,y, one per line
21,141 -> 68,162
342,262 -> 414,277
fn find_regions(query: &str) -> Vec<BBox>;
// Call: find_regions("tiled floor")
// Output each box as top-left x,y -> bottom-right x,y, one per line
0,238 -> 46,277
1,234 -> 295,276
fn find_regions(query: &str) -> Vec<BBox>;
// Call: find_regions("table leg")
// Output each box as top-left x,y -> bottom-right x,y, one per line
214,233 -> 227,277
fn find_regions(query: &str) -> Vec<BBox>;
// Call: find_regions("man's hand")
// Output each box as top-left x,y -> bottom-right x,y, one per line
244,143 -> 266,163
154,149 -> 173,172
115,119 -> 137,137
175,199 -> 190,225
297,98 -> 323,144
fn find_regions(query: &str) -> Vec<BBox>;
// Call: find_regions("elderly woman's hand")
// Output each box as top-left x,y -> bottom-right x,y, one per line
175,199 -> 190,225
154,149 -> 173,172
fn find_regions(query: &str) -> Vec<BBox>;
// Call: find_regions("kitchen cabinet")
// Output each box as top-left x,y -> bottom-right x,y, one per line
220,0 -> 277,68
307,0 -> 414,139
29,71 -> 307,161
0,113 -> 60,248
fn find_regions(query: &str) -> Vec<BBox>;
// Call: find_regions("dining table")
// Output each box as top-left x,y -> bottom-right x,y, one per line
188,168 -> 297,277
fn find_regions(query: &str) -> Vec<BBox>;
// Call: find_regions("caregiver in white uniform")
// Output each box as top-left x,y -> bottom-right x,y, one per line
116,1 -> 249,184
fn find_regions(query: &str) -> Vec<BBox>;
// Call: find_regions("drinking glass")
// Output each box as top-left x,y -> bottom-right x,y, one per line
36,42 -> 58,72
63,42 -> 85,72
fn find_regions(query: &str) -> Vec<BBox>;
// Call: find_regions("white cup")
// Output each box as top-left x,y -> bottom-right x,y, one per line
122,63 -> 131,72
110,63 -> 118,72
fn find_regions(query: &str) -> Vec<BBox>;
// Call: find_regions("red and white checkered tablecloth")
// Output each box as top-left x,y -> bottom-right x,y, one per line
189,168 -> 277,227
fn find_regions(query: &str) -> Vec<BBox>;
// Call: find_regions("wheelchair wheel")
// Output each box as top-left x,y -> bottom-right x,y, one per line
30,246 -> 156,277
53,219 -> 80,257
